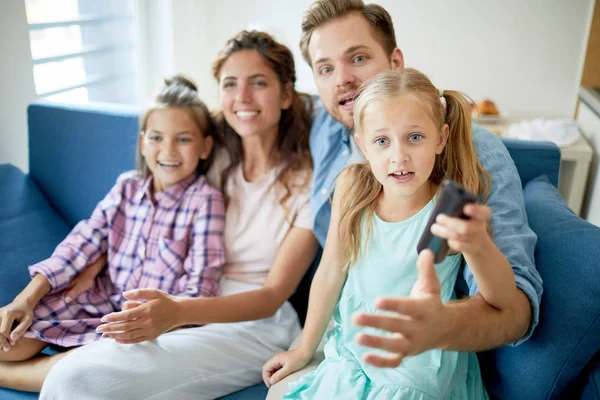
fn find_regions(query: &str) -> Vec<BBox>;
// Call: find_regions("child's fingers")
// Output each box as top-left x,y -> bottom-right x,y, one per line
0,333 -> 11,352
64,280 -> 92,303
9,316 -> 32,345
463,204 -> 491,221
430,223 -> 454,240
262,358 -> 282,387
0,313 -> 14,341
269,364 -> 291,385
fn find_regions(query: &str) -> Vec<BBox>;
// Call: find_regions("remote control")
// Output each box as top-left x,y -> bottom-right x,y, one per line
417,179 -> 479,264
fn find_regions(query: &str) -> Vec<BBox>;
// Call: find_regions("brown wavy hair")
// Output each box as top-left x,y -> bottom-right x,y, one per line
340,68 -> 491,267
212,30 -> 313,219
136,75 -> 216,178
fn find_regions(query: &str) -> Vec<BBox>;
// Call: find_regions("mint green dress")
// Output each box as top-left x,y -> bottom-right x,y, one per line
284,199 -> 488,399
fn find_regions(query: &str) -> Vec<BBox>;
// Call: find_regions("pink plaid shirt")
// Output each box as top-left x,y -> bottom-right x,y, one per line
25,171 -> 226,346
30,171 -> 226,298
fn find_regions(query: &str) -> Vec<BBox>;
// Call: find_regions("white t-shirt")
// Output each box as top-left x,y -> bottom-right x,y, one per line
207,151 -> 313,285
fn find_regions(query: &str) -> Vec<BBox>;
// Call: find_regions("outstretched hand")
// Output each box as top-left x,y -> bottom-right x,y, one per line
96,289 -> 182,344
352,249 -> 448,368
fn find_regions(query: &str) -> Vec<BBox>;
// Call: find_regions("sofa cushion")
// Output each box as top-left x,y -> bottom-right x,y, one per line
582,351 -> 600,400
217,383 -> 268,400
481,175 -> 600,399
499,137 -> 561,187
28,102 -> 139,226
0,164 -> 71,307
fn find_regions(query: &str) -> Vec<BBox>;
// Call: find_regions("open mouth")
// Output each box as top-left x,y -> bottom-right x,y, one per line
235,110 -> 259,120
338,94 -> 358,110
158,161 -> 182,168
389,171 -> 415,183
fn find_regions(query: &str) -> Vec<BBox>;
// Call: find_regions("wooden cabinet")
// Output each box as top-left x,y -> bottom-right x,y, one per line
582,1 -> 600,87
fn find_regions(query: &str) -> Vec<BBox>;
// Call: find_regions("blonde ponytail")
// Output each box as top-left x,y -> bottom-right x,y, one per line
338,163 -> 382,268
434,90 -> 490,201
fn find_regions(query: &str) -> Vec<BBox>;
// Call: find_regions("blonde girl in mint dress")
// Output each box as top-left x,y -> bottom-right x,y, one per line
263,68 -> 518,399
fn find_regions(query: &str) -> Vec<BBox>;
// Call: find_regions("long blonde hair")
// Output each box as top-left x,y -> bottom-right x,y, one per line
339,68 -> 491,266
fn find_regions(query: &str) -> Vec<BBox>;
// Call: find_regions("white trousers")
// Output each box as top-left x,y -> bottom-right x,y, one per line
40,278 -> 301,400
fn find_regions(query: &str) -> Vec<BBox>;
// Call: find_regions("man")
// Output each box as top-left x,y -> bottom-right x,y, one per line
268,0 -> 542,391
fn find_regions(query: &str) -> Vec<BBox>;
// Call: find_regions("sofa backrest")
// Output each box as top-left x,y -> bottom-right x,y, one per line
27,102 -> 563,323
28,101 -> 140,227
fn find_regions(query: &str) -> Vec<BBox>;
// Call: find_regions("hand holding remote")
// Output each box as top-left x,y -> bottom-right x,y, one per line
417,180 -> 479,264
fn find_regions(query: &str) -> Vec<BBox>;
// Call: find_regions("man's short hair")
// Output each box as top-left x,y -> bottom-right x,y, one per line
300,0 -> 397,67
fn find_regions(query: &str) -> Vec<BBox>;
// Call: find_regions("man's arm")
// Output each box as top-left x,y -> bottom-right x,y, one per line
438,290 -> 530,352
463,126 -> 543,345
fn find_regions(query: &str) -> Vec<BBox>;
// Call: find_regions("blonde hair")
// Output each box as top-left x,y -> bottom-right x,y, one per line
300,0 -> 397,66
136,75 -> 216,179
339,68 -> 491,266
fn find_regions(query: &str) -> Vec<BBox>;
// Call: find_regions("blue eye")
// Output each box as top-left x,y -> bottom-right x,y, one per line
222,81 -> 235,89
178,137 -> 192,143
353,55 -> 366,63
148,135 -> 161,142
253,80 -> 267,87
319,66 -> 332,76
409,134 -> 423,142
374,137 -> 389,146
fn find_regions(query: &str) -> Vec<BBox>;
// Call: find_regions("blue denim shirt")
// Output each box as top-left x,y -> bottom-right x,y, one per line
309,98 -> 543,344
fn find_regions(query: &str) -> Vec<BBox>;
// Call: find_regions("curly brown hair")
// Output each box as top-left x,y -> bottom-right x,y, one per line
212,30 -> 313,219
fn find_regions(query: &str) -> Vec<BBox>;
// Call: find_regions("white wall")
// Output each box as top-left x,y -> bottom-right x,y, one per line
156,0 -> 593,119
0,2 -> 37,172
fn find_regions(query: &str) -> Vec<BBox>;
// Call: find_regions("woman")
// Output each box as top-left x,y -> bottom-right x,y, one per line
40,30 -> 318,400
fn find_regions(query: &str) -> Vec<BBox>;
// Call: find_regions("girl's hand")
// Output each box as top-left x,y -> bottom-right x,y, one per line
64,254 -> 107,302
96,289 -> 183,344
262,348 -> 312,388
0,300 -> 35,351
430,203 -> 493,257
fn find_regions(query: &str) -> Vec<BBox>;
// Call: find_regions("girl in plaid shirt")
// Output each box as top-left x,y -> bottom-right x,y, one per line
0,76 -> 225,391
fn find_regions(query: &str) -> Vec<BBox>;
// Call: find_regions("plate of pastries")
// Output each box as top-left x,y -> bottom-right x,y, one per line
471,99 -> 503,122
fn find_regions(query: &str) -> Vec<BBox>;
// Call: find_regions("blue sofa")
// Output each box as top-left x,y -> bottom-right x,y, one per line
1,101 -> 599,399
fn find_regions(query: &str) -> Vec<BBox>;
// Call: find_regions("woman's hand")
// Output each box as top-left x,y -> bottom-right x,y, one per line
262,348 -> 312,388
64,254 -> 107,302
96,289 -> 183,344
0,300 -> 35,351
430,203 -> 493,257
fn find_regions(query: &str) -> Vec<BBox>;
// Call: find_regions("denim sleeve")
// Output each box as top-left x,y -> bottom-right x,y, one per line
464,132 -> 544,346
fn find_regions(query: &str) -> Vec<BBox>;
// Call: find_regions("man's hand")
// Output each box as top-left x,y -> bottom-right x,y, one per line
352,250 -> 448,368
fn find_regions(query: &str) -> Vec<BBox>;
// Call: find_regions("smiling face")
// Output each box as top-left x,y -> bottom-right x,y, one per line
141,107 -> 212,193
308,12 -> 403,129
355,94 -> 448,202
217,49 -> 292,140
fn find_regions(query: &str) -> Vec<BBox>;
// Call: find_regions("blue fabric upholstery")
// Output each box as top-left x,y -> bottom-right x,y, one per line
495,136 -> 561,187
27,102 -> 140,226
481,176 -> 600,399
0,164 -> 71,307
0,164 -> 71,400
582,352 -> 600,400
